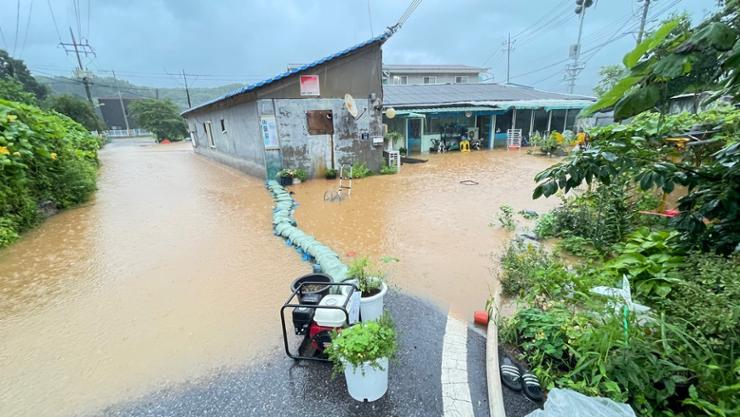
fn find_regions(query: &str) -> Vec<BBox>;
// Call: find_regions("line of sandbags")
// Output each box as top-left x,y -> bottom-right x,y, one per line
266,180 -> 348,283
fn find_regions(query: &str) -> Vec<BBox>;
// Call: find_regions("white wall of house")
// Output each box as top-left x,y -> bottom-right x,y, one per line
384,73 -> 479,85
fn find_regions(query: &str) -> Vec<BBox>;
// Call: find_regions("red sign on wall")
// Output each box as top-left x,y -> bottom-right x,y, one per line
299,75 -> 320,96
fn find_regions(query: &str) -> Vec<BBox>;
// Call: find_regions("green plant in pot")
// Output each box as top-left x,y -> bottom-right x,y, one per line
327,313 -> 397,402
347,257 -> 388,321
276,168 -> 294,186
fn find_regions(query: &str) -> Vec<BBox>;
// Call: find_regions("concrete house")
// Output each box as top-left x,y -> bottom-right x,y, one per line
382,64 -> 487,85
182,32 -> 392,179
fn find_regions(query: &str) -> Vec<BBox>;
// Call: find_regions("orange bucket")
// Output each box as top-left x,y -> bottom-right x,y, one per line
474,310 -> 489,326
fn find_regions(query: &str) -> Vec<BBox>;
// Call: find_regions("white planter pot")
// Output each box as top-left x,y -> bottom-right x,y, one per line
360,282 -> 387,322
343,357 -> 389,402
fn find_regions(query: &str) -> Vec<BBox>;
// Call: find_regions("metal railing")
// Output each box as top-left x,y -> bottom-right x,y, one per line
103,128 -> 151,138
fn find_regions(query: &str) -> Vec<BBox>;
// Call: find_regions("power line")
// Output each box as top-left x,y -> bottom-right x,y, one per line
511,0 -> 571,40
46,0 -> 62,44
19,0 -> 34,58
13,0 -> 21,55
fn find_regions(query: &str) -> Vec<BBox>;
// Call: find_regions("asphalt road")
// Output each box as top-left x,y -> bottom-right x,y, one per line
98,292 -> 488,417
92,290 -> 539,417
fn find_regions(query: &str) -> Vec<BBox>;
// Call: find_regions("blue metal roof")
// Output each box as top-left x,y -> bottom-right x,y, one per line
182,30 -> 392,116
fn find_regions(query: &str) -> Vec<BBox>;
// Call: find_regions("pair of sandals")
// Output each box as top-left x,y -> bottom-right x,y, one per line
500,357 -> 544,402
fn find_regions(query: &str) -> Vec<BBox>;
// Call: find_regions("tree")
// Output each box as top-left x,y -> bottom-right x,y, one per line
128,99 -> 188,141
44,95 -> 105,132
593,65 -> 627,98
583,2 -> 739,120
0,77 -> 37,105
0,49 -> 49,101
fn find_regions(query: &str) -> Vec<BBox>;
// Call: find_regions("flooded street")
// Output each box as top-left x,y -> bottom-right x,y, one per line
1,142 -> 557,417
0,141 -> 306,417
293,150 -> 558,317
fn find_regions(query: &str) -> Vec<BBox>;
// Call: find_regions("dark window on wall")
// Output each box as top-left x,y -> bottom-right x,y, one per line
455,76 -> 467,83
514,109 -> 532,136
423,76 -> 436,84
564,109 -> 578,132
220,118 -> 226,132
495,111 -> 513,133
532,109 -> 549,136
550,110 -> 567,133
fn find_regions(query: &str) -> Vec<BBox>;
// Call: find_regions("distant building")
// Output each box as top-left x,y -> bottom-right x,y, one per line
383,83 -> 594,152
382,65 -> 487,85
182,32 -> 392,179
97,97 -> 140,130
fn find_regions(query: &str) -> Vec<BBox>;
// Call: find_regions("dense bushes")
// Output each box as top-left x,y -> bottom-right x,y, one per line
500,238 -> 739,417
0,99 -> 100,248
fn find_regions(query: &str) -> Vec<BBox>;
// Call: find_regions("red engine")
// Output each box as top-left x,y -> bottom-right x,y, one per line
308,322 -> 342,352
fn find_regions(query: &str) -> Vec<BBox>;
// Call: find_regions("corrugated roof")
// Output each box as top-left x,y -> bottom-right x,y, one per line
383,64 -> 487,74
384,83 -> 593,107
182,30 -> 392,117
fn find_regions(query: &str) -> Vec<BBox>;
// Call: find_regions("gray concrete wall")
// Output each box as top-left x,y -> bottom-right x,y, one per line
186,100 -> 266,178
273,98 -> 384,178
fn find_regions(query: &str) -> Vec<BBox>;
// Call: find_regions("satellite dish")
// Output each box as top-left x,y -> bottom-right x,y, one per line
344,93 -> 359,118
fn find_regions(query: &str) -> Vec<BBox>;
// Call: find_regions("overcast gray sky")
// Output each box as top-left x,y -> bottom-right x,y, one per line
0,0 -> 720,96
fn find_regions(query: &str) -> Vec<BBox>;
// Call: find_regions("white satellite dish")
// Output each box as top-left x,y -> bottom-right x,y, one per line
344,93 -> 359,118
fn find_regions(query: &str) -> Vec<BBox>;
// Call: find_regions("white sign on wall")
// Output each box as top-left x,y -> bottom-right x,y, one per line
260,115 -> 279,149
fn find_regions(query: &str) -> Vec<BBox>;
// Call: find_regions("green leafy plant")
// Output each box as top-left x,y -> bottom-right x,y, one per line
293,168 -> 307,182
351,161 -> 371,178
534,212 -> 558,239
327,313 -> 397,375
398,147 -> 407,156
607,228 -> 684,299
325,168 -> 337,179
379,162 -> 397,175
347,256 -> 385,296
277,169 -> 294,179
557,235 -> 600,259
496,205 -> 515,230
0,98 -> 100,249
43,94 -> 105,131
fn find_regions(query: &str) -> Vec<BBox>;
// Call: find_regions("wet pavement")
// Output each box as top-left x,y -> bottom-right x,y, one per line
0,141 -> 555,417
94,290 -> 490,417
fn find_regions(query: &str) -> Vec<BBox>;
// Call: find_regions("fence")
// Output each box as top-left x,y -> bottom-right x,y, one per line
103,129 -> 151,138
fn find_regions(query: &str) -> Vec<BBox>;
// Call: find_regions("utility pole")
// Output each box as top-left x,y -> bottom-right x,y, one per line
59,27 -> 96,108
502,33 -> 515,84
636,0 -> 652,44
565,1 -> 592,94
111,70 -> 130,135
181,70 -> 192,108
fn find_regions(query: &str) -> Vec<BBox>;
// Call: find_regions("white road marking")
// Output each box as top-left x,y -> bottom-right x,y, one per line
441,314 -> 475,417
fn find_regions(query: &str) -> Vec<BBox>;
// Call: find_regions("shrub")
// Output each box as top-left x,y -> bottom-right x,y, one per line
293,168 -> 307,182
350,161 -> 371,178
327,313 -> 397,375
496,205 -> 515,230
325,168 -> 337,179
0,99 -> 100,248
379,162 -> 397,175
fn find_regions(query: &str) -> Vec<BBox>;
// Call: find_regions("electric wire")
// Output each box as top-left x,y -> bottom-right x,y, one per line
46,0 -> 63,44
13,0 -> 21,54
19,0 -> 34,58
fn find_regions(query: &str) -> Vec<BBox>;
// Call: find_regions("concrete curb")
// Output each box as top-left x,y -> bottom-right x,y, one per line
486,291 -> 507,417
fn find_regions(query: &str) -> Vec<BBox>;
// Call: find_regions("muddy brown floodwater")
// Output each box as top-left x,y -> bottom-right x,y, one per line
293,150 -> 558,318
0,141 -> 306,417
0,141 -> 558,417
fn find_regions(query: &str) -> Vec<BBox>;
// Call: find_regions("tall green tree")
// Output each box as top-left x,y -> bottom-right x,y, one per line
0,49 -> 48,101
593,65 -> 627,98
44,95 -> 105,132
128,99 -> 187,141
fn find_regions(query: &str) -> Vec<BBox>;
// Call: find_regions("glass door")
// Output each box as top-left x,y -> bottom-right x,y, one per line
407,118 -> 422,154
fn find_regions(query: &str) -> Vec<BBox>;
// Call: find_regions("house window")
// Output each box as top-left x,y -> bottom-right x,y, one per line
220,118 -> 227,133
204,121 -> 215,148
423,76 -> 436,84
392,75 -> 408,85
455,76 -> 467,84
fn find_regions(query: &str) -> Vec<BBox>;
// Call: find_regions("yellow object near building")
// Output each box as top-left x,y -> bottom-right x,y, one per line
460,140 -> 470,152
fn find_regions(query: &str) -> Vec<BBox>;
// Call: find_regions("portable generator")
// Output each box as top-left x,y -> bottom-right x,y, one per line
281,274 -> 358,362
